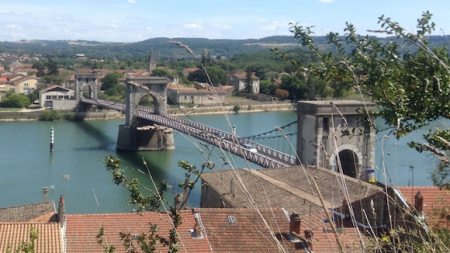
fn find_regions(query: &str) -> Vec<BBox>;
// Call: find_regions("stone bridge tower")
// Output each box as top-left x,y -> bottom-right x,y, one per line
296,100 -> 376,181
75,72 -> 98,102
116,77 -> 175,151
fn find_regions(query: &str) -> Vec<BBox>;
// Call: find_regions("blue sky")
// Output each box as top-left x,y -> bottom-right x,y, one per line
1,0 -> 449,42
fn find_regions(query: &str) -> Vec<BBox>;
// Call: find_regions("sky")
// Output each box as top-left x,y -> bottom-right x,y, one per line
1,0 -> 450,42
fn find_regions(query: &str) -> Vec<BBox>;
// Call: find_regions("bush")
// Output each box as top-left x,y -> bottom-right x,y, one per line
232,105 -> 241,113
274,89 -> 289,99
1,93 -> 30,108
39,110 -> 62,121
63,113 -> 84,121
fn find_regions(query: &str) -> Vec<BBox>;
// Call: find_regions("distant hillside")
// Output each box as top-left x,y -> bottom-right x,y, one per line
0,35 -> 448,61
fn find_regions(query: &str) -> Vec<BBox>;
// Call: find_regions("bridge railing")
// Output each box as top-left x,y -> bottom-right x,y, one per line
81,98 -> 297,167
137,111 -> 291,168
157,112 -> 297,165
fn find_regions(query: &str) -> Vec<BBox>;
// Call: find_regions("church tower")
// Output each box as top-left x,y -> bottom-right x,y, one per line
148,49 -> 156,74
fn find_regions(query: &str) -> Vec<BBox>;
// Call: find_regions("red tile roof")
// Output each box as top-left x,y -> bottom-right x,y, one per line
194,208 -> 366,253
0,222 -> 63,253
65,211 -> 213,253
397,186 -> 450,228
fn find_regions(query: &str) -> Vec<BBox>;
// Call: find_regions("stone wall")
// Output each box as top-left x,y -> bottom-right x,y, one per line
200,179 -> 233,208
0,110 -> 124,122
168,103 -> 295,115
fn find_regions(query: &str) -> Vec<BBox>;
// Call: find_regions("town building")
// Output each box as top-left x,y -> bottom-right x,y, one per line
228,71 -> 260,94
167,83 -> 226,106
39,84 -> 76,109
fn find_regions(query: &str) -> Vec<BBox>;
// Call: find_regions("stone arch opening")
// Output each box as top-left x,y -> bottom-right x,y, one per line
138,94 -> 155,108
329,144 -> 363,179
134,92 -> 162,111
80,82 -> 96,99
336,149 -> 358,178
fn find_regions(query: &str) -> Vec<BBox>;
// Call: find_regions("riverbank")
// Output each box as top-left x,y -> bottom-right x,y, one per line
0,103 -> 296,121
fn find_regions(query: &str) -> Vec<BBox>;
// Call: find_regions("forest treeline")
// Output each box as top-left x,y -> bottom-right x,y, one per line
2,35 -> 449,61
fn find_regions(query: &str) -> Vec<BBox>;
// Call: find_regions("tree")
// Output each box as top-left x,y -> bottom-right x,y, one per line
273,12 -> 450,186
100,155 -> 215,252
259,80 -> 277,95
274,88 -> 289,99
42,75 -> 64,86
101,72 -> 123,90
151,68 -> 171,77
244,67 -> 254,94
45,59 -> 59,76
279,72 -> 307,99
1,93 -> 30,108
306,75 -> 333,99
271,11 -> 450,252
187,65 -> 227,86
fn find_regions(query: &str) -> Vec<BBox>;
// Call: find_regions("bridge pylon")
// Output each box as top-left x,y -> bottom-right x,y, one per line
116,77 -> 175,151
75,72 -> 98,111
296,100 -> 376,181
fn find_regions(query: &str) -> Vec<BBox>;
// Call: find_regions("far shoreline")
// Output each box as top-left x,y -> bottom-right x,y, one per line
0,103 -> 296,122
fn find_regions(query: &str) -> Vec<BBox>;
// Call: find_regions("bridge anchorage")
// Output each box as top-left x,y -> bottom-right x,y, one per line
116,77 -> 175,151
296,100 -> 376,181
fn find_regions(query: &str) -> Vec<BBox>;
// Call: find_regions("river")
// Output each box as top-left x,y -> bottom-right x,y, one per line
0,111 -> 441,214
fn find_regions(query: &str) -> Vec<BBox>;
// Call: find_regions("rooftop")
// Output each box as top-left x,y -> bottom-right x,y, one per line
0,222 -> 63,253
0,201 -> 57,222
65,211 -> 213,253
397,186 -> 450,229
194,207 -> 366,253
200,166 -> 382,216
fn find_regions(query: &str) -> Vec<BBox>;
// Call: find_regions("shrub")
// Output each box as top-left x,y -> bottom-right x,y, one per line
39,110 -> 62,121
232,105 -> 241,113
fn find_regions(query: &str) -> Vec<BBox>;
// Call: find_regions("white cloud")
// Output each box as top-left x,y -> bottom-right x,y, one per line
111,24 -> 118,28
0,10 -> 29,16
146,27 -> 153,30
318,0 -> 333,2
212,24 -> 232,30
5,24 -> 22,29
127,0 -> 136,3
183,24 -> 202,29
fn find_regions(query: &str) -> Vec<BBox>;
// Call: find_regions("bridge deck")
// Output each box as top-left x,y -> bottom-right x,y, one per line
81,98 -> 297,168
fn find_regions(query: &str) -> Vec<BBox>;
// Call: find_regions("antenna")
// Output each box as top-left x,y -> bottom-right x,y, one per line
58,173 -> 70,194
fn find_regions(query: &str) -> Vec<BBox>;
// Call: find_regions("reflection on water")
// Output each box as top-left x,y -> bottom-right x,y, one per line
0,111 -> 442,214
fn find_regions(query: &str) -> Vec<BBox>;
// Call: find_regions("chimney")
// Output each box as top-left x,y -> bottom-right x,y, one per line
304,230 -> 314,251
193,219 -> 202,238
289,213 -> 301,235
414,191 -> 424,213
58,194 -> 65,227
43,187 -> 48,202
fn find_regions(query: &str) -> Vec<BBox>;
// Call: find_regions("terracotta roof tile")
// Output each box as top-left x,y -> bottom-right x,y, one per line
0,222 -> 63,253
397,186 -> 450,228
194,208 -> 366,253
65,211 -> 212,253
0,202 -> 56,222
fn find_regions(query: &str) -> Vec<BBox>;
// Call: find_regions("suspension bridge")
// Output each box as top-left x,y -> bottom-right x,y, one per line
75,74 -> 375,177
81,98 -> 298,168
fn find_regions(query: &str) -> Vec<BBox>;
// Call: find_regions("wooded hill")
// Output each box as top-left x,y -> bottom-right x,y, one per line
2,35 -> 449,61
